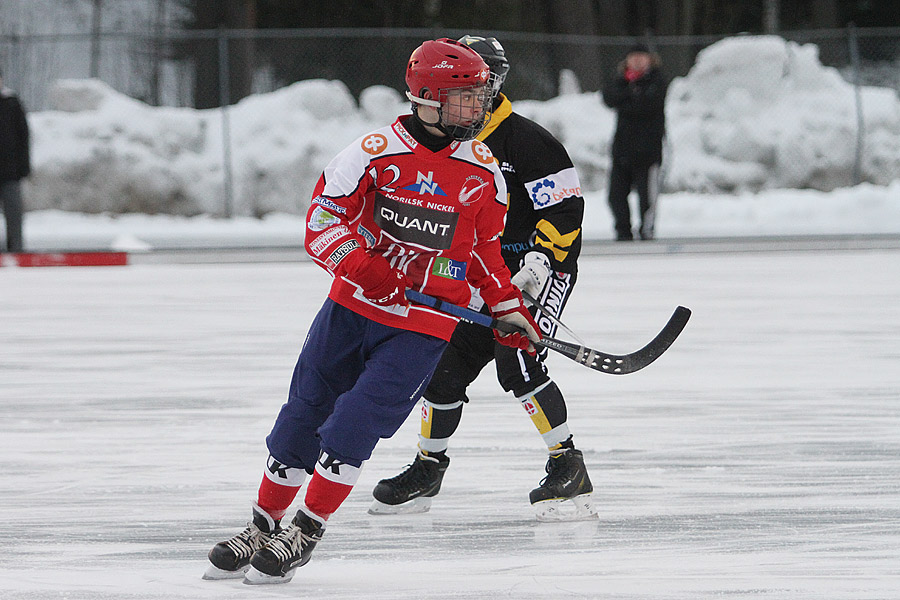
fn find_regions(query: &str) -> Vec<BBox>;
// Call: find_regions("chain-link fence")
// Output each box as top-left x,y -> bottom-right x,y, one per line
4,27 -> 899,110
1,26 -> 898,215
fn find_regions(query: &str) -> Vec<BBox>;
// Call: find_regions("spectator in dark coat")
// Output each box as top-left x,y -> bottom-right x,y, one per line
602,44 -> 668,241
0,69 -> 31,252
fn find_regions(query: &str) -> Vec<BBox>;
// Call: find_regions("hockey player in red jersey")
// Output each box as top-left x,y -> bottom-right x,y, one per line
204,38 -> 540,585
370,35 -> 595,522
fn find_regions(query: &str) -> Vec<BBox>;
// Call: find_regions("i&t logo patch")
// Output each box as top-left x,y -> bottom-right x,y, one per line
432,257 -> 467,280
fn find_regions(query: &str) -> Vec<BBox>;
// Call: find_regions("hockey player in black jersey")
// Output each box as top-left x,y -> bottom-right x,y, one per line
371,35 -> 595,522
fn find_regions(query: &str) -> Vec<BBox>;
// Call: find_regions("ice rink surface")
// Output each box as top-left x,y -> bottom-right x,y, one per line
2,247 -> 899,599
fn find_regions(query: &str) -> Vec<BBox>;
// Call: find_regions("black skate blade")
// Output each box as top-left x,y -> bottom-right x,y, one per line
202,564 -> 249,580
368,497 -> 432,515
243,566 -> 296,585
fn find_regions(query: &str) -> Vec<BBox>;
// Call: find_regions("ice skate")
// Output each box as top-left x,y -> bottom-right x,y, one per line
529,448 -> 598,522
369,450 -> 449,515
243,511 -> 324,585
203,504 -> 280,580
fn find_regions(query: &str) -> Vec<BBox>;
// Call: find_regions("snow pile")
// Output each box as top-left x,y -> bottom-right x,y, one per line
29,79 -> 406,216
666,36 -> 900,192
22,36 -> 900,217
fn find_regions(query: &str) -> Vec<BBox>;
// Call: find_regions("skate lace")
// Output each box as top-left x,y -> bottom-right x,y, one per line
388,458 -> 435,493
539,451 -> 573,488
224,523 -> 268,560
266,524 -> 318,563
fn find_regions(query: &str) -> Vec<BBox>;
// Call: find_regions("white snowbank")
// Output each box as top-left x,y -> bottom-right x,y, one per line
666,36 -> 900,192
29,78 -> 400,216
22,36 -> 900,217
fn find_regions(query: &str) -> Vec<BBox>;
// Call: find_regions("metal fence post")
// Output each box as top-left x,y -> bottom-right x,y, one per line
90,0 -> 103,78
848,23 -> 864,186
218,29 -> 235,218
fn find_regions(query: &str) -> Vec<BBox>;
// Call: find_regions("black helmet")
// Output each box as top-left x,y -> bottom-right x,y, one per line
458,35 -> 510,97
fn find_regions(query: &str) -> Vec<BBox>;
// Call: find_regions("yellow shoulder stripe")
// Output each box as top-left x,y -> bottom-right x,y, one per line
477,94 -> 513,142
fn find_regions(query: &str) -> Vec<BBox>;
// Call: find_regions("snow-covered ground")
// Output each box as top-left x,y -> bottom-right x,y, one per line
2,247 -> 899,599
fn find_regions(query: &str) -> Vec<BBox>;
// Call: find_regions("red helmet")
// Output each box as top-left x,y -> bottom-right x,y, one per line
405,38 -> 491,140
406,38 -> 490,100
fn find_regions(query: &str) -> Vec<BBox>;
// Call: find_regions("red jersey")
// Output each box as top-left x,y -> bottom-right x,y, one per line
304,115 -> 516,341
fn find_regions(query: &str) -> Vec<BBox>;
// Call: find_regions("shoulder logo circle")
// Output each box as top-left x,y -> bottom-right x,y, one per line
362,134 -> 388,155
472,141 -> 493,164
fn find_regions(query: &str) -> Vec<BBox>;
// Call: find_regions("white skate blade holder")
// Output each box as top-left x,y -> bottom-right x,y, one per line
368,496 -> 432,515
533,493 -> 599,522
202,564 -> 249,580
243,566 -> 297,585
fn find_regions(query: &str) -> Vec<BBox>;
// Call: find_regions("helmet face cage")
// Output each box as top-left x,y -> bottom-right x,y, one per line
486,67 -> 508,99
458,35 -> 510,98
436,83 -> 491,141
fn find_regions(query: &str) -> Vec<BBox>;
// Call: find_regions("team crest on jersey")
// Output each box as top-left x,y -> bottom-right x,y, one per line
458,175 -> 489,206
402,171 -> 447,196
361,133 -> 388,155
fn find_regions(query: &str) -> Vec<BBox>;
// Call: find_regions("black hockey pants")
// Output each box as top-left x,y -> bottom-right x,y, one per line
607,156 -> 660,240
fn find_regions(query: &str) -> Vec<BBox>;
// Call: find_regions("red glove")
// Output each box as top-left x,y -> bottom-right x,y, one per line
350,256 -> 410,307
491,297 -> 541,355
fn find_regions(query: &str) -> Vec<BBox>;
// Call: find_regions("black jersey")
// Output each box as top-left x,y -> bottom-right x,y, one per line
476,94 -> 584,275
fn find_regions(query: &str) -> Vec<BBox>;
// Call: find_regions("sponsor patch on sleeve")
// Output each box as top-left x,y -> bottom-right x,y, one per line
312,195 -> 347,215
357,224 -> 376,247
325,239 -> 360,270
308,205 -> 342,231
525,167 -> 582,209
309,225 -> 350,256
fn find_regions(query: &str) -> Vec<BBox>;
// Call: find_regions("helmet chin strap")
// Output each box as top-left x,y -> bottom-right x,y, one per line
406,90 -> 441,108
407,91 -> 449,135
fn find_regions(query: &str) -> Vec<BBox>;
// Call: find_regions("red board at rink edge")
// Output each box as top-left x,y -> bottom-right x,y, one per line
0,252 -> 129,267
